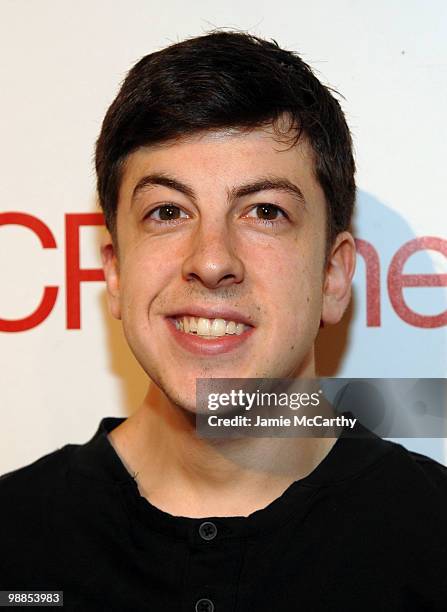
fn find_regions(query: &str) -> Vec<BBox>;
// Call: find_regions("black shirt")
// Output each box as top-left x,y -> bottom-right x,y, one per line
1,415 -> 446,611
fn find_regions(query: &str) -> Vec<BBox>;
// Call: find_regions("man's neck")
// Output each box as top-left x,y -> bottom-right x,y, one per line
108,384 -> 339,518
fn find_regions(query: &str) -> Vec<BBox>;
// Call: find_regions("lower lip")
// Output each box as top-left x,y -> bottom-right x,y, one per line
165,317 -> 255,356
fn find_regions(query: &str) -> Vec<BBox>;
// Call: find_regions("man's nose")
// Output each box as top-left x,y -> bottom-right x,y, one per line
181,222 -> 245,289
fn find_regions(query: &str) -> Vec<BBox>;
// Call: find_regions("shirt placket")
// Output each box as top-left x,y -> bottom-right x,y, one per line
182,519 -> 245,612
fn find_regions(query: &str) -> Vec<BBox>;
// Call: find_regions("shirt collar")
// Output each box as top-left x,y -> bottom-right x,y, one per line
67,413 -> 395,540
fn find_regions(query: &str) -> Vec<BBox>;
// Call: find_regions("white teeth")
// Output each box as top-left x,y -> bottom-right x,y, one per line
175,315 -> 249,337
197,317 -> 211,335
211,318 -> 226,336
226,321 -> 236,335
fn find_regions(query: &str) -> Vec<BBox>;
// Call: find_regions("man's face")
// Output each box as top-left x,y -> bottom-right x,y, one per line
102,125 -> 354,412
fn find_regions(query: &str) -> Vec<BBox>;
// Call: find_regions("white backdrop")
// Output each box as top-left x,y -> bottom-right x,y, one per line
1,0 -> 446,474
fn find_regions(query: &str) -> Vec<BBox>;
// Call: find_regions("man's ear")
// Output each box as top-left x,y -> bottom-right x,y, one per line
100,232 -> 121,320
321,231 -> 356,326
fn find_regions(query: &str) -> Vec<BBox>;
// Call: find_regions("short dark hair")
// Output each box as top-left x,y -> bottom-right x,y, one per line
95,31 -> 355,248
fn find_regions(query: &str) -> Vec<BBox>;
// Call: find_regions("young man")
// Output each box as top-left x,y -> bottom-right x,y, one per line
1,31 -> 446,611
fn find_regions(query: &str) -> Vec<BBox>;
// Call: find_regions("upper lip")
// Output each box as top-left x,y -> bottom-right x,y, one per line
167,306 -> 255,327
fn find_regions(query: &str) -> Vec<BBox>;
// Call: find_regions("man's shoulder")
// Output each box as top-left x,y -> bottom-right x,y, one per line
0,444 -> 78,498
0,418 -> 119,496
345,416 -> 447,495
402,447 -> 447,492
331,423 -> 447,513
364,439 -> 447,518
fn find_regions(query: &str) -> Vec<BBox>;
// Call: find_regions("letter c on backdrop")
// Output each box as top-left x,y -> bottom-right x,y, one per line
0,212 -> 58,332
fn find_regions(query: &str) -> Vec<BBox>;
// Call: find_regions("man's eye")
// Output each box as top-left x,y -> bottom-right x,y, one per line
246,204 -> 288,223
145,205 -> 188,222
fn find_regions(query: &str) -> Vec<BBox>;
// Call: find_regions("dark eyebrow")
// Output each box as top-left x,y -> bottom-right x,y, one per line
132,173 -> 196,203
230,178 -> 306,207
131,173 -> 306,207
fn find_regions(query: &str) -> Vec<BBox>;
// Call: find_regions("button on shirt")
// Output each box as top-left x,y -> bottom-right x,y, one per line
195,598 -> 215,612
1,415 -> 447,611
199,521 -> 218,541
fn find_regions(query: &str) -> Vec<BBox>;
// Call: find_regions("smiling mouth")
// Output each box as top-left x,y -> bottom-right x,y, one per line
172,315 -> 251,338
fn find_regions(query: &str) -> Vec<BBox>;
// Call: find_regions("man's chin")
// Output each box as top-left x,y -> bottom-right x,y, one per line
158,384 -> 209,417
